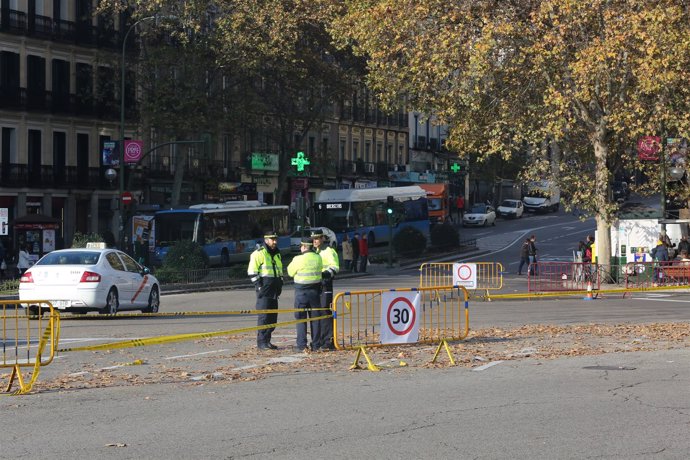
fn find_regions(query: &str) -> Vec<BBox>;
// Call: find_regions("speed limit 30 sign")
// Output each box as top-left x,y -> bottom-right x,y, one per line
379,291 -> 421,344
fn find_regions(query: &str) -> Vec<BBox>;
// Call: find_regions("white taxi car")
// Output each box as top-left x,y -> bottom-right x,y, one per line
19,248 -> 160,315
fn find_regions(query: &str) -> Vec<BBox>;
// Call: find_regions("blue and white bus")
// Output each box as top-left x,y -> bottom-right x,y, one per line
152,201 -> 290,266
314,186 -> 430,246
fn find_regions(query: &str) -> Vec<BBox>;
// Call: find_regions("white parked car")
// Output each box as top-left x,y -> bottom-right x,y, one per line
289,226 -> 338,253
463,204 -> 497,227
19,248 -> 160,315
496,199 -> 524,218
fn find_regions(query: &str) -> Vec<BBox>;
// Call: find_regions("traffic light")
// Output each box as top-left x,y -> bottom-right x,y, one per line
386,195 -> 395,215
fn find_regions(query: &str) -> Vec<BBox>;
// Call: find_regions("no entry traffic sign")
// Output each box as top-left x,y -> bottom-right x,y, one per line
453,263 -> 477,289
122,191 -> 133,205
379,291 -> 420,344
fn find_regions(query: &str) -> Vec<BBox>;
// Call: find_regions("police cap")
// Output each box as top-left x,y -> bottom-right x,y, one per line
300,237 -> 313,246
263,230 -> 278,239
310,228 -> 325,239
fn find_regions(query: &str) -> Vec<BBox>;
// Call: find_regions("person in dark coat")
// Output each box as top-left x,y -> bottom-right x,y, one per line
518,238 -> 530,275
247,230 -> 284,350
351,232 -> 360,273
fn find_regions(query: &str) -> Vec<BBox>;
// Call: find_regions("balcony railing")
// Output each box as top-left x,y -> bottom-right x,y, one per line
0,9 -> 120,50
0,164 -> 108,189
0,87 -> 121,120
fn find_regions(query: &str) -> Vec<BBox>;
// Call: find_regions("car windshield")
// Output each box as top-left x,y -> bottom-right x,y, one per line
501,200 -> 517,208
470,205 -> 487,214
36,251 -> 101,265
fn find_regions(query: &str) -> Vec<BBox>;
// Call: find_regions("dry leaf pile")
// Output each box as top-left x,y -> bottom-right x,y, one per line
11,322 -> 690,393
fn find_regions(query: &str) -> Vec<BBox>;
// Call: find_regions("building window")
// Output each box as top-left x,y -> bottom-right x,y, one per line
352,140 -> 359,160
365,141 -> 370,162
52,59 -> 71,111
376,142 -> 383,163
77,133 -> 89,183
27,56 -> 46,109
1,127 -> 17,182
53,131 -> 67,184
75,63 -> 93,114
28,129 -> 42,179
339,138 -> 346,164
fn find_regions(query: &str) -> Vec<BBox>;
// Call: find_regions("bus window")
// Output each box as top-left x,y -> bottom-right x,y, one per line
155,213 -> 198,246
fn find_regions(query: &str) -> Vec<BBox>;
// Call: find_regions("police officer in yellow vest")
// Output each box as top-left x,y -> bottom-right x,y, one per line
287,237 -> 323,351
247,230 -> 284,350
311,228 -> 339,350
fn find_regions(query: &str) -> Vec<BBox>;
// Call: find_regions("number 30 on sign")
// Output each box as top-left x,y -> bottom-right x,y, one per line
379,291 -> 421,344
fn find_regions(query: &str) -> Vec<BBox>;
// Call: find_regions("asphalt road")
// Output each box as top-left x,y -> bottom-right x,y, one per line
4,206 -> 690,458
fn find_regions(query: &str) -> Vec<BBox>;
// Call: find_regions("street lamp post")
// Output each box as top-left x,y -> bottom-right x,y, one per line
119,15 -> 159,251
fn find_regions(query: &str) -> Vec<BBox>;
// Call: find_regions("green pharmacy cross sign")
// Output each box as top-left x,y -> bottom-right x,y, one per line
291,151 -> 311,172
451,162 -> 461,173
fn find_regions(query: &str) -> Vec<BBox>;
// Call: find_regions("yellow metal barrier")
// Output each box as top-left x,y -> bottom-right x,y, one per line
419,262 -> 504,299
1,301 -> 59,395
332,286 -> 469,355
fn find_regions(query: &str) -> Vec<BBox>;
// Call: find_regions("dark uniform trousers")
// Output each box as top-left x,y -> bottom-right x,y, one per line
294,283 -> 322,350
256,289 -> 278,346
318,279 -> 334,349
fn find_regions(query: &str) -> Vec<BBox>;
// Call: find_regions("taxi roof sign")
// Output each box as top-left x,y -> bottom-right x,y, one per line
85,242 -> 107,249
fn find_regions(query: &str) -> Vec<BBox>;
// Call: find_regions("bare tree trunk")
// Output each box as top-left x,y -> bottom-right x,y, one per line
171,146 -> 189,207
593,127 -> 611,269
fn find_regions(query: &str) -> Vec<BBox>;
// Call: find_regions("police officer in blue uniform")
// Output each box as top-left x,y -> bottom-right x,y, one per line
287,237 -> 323,351
247,230 -> 284,350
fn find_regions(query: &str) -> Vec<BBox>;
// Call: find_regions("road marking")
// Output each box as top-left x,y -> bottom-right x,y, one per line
632,298 -> 690,303
472,360 -> 504,371
165,349 -> 230,360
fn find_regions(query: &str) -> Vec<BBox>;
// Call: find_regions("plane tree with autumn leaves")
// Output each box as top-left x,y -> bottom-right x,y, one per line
331,0 -> 690,265
100,0 -> 690,263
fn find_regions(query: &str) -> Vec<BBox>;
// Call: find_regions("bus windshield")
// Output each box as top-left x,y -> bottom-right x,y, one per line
155,213 -> 198,247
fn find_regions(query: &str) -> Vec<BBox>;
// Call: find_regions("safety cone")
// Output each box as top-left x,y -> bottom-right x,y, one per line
583,281 -> 594,300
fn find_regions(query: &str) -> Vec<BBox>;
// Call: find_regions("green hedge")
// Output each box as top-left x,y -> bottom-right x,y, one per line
392,226 -> 427,258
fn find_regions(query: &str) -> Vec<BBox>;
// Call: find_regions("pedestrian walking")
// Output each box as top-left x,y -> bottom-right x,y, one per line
358,233 -> 369,273
528,235 -> 538,275
17,244 -> 32,277
351,233 -> 360,273
0,240 -> 6,280
456,195 -> 465,221
247,230 -> 284,350
651,239 -> 670,285
677,235 -> 690,256
342,234 -> 353,271
312,229 -> 340,350
287,237 -> 323,351
518,238 -> 530,275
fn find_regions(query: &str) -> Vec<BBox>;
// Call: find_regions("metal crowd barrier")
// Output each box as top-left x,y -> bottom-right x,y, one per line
1,301 -> 60,395
332,285 -> 469,352
623,261 -> 690,289
419,262 -> 503,299
527,262 -> 601,293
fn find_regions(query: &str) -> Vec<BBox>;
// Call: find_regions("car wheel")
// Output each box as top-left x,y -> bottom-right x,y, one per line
143,286 -> 160,313
100,288 -> 119,315
25,305 -> 42,318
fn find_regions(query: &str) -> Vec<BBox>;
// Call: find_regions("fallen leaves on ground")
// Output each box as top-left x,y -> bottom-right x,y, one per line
27,322 -> 690,393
